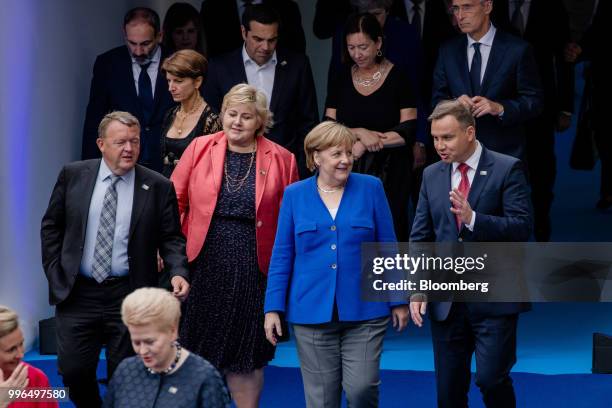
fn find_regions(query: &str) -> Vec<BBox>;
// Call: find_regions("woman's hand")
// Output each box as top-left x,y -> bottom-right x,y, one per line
264,312 -> 282,346
353,141 -> 366,160
391,305 -> 409,332
354,128 -> 384,152
0,363 -> 29,406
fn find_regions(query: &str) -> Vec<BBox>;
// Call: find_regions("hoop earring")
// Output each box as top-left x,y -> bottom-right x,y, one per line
376,49 -> 382,57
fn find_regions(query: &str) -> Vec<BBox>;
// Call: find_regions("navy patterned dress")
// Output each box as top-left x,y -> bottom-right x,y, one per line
180,150 -> 275,373
104,353 -> 230,408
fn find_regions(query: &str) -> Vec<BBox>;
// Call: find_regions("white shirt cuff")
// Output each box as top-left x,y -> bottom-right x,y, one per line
466,211 -> 476,231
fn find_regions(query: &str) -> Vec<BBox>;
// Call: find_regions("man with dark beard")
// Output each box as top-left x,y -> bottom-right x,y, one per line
81,7 -> 175,172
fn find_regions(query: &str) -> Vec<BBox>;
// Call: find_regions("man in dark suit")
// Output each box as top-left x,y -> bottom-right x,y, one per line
491,0 -> 574,241
42,111 -> 190,408
81,7 -> 175,173
201,0 -> 306,58
203,4 -> 318,177
410,100 -> 532,408
432,0 -> 543,159
565,1 -> 612,210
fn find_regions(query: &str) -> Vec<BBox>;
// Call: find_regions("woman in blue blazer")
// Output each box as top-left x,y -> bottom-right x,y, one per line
264,121 -> 409,408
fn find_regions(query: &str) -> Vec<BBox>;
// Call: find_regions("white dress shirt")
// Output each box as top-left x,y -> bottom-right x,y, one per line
80,160 -> 135,278
467,24 -> 497,84
451,141 -> 482,231
242,45 -> 277,108
131,46 -> 161,98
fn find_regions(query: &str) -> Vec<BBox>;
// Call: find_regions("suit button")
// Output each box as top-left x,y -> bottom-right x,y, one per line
145,127 -> 151,131
256,220 -> 263,227
458,237 -> 463,242
331,244 -> 337,250
330,225 -> 336,231
331,263 -> 337,269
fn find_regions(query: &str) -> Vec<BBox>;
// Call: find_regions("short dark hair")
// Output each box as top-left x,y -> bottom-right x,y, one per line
124,7 -> 161,35
241,4 -> 281,31
342,12 -> 384,65
428,100 -> 476,130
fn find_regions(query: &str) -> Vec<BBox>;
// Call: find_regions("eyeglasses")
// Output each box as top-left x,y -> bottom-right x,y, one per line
448,2 -> 488,15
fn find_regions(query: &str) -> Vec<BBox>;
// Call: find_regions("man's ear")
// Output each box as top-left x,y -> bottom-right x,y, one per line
241,25 -> 248,41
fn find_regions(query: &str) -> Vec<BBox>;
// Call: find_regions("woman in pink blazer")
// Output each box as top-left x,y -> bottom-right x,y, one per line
171,83 -> 298,407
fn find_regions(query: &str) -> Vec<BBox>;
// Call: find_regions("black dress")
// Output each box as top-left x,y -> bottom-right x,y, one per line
326,64 -> 416,241
161,104 -> 221,178
179,150 -> 275,373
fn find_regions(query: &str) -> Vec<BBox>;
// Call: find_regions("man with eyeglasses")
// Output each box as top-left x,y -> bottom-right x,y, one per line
427,1 -> 542,407
433,0 -> 543,161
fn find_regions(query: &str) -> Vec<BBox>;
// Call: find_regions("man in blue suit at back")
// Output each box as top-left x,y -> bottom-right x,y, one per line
410,99 -> 532,408
432,0 -> 543,160
82,7 -> 175,172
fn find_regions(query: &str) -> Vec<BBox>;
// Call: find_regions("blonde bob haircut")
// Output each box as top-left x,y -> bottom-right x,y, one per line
121,287 -> 180,332
0,305 -> 19,339
221,83 -> 273,136
304,121 -> 356,171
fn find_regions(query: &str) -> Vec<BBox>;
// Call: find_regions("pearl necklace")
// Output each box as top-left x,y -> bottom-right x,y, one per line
317,183 -> 344,194
175,96 -> 203,135
146,342 -> 182,375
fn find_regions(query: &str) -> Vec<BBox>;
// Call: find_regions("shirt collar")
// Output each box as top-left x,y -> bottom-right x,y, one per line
242,44 -> 277,68
98,159 -> 135,184
453,141 -> 482,173
467,23 -> 496,47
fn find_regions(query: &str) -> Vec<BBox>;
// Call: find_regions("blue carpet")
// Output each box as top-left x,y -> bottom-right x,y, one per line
25,359 -> 612,408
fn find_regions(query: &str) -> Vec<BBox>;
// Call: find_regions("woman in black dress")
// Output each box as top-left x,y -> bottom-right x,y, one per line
161,49 -> 221,178
171,84 -> 298,408
325,12 -> 417,241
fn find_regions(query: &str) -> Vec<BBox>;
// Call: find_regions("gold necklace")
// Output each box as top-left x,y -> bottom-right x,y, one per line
175,96 -> 203,135
224,142 -> 257,193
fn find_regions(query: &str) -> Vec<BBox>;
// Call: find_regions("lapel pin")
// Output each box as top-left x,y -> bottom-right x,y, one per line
142,184 -> 150,190
480,170 -> 487,176
260,169 -> 266,175
168,386 -> 178,394
280,60 -> 287,66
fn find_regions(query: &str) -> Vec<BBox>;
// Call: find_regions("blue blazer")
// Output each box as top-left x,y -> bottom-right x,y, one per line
264,173 -> 400,324
432,30 -> 544,159
410,146 -> 532,320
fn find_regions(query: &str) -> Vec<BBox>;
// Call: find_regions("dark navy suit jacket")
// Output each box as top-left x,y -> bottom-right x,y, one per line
81,46 -> 175,172
203,48 -> 318,176
410,145 -> 532,320
432,30 -> 544,159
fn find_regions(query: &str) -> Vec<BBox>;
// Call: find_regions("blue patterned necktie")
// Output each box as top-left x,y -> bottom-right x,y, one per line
138,62 -> 153,123
91,175 -> 120,283
470,42 -> 482,96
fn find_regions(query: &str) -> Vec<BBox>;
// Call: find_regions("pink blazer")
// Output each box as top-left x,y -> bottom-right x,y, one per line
171,131 -> 299,274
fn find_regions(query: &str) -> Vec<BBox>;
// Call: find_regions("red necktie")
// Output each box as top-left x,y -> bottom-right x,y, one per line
456,163 -> 471,230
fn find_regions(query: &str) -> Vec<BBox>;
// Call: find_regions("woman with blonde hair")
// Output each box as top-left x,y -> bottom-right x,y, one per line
104,287 -> 229,407
171,83 -> 298,407
0,305 -> 58,408
264,121 -> 408,407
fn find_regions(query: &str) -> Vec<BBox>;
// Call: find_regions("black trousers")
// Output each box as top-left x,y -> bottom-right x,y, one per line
525,114 -> 556,241
430,303 -> 518,408
55,276 -> 133,408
